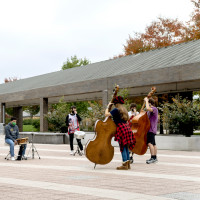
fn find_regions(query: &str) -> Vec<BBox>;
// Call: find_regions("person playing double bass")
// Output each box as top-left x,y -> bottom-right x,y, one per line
105,96 -> 136,170
144,97 -> 158,164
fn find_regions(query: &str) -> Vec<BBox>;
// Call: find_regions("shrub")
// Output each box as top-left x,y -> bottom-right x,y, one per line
160,98 -> 200,137
32,119 -> 40,131
23,118 -> 33,125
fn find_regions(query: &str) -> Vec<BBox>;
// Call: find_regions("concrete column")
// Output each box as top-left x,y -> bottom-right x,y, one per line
102,90 -> 108,108
0,103 -> 6,124
158,94 -> 165,134
13,106 -> 23,132
40,98 -> 48,132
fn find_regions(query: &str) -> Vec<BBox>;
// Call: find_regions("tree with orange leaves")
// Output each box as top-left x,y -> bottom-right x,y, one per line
4,77 -> 18,83
122,17 -> 187,56
115,0 -> 200,57
186,0 -> 200,40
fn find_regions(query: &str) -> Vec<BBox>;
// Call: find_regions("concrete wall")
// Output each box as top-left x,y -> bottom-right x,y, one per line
0,123 -> 5,135
156,135 -> 200,151
19,132 -> 200,151
19,132 -> 69,144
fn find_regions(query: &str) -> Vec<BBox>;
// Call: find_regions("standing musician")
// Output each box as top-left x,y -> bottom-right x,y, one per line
105,96 -> 136,170
144,97 -> 158,164
5,117 -> 27,161
128,103 -> 139,163
66,106 -> 83,155
128,103 -> 139,123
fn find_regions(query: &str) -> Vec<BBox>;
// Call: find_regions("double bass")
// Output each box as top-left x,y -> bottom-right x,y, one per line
130,87 -> 156,155
85,85 -> 119,167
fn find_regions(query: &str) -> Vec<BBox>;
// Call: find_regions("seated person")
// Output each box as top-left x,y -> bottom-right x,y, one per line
5,117 -> 27,161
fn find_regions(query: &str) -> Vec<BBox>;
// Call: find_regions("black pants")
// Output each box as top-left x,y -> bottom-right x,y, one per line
17,144 -> 26,160
69,133 -> 83,151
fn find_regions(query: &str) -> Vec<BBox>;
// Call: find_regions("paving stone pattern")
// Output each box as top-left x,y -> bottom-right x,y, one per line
0,136 -> 200,200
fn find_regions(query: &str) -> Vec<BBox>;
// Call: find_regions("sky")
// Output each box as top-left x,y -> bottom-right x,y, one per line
0,0 -> 195,84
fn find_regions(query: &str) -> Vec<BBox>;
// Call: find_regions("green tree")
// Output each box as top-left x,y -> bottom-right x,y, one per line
46,97 -> 90,132
62,55 -> 90,70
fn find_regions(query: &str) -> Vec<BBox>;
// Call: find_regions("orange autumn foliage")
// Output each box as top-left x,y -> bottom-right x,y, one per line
114,0 -> 200,58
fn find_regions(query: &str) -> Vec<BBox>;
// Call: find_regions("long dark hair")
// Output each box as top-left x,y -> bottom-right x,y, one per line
115,104 -> 129,121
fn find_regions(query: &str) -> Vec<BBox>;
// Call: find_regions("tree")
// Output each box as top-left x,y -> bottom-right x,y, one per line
115,0 -> 200,58
4,77 -> 18,83
160,97 -> 200,137
185,0 -> 200,40
123,17 -> 187,56
23,105 -> 40,119
62,55 -> 90,70
46,97 -> 90,132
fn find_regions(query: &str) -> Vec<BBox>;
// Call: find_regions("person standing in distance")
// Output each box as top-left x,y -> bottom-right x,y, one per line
128,103 -> 139,122
66,106 -> 83,155
128,103 -> 139,164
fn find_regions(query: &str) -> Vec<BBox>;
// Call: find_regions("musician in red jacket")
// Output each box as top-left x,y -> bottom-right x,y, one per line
105,96 -> 136,170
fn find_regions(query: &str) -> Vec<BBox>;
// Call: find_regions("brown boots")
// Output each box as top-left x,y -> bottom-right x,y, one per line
127,160 -> 131,169
116,160 -> 131,170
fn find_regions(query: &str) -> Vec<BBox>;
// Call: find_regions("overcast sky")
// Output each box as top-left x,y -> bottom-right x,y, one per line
0,0 -> 195,84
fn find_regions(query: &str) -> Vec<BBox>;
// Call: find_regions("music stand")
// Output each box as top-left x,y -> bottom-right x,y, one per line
27,133 -> 41,159
73,145 -> 83,156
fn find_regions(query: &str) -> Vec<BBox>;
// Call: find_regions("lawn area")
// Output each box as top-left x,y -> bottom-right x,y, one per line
23,125 -> 38,132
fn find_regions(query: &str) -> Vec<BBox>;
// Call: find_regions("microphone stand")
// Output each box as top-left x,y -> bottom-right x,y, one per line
27,133 -> 41,159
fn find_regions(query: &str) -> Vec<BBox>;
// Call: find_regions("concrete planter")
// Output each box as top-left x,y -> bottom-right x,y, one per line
19,132 -> 200,151
0,123 -> 5,135
19,132 -> 69,144
156,134 -> 200,151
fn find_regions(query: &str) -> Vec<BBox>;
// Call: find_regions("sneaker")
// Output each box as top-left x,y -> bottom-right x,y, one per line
146,158 -> 156,164
79,150 -> 84,156
154,158 -> 158,163
130,156 -> 134,164
70,151 -> 74,155
22,156 -> 27,160
11,157 -> 15,161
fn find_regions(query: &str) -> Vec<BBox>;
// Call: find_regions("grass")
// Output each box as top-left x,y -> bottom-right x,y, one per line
23,125 -> 38,132
194,132 -> 200,135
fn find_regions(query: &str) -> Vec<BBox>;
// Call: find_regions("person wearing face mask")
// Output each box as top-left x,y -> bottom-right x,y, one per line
66,106 -> 83,155
5,117 -> 27,161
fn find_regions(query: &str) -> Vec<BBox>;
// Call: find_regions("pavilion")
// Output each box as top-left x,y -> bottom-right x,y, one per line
1,39 -> 200,132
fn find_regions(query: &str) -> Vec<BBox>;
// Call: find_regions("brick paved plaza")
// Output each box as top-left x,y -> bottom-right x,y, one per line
0,136 -> 200,200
